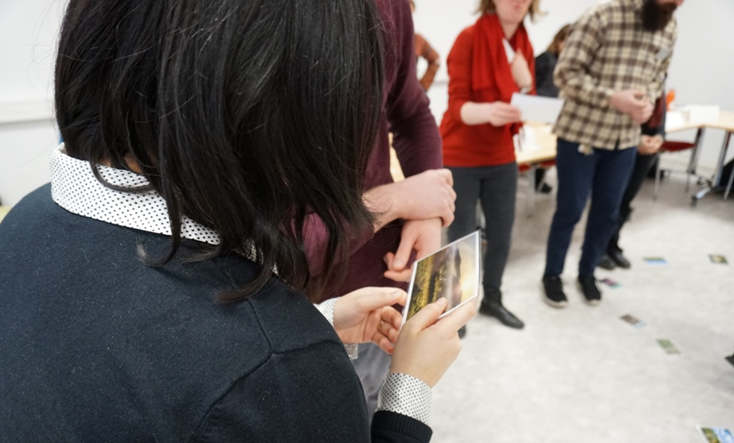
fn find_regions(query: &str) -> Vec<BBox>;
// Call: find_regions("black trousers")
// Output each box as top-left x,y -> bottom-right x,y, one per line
447,163 -> 517,293
607,153 -> 658,253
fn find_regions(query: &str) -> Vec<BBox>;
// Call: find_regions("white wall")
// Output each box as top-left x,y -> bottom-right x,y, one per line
0,1 -> 63,103
0,0 -> 64,206
413,0 -> 734,171
1,0 -> 733,206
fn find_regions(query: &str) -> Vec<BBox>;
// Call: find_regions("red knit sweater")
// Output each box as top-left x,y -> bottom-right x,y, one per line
440,19 -> 536,168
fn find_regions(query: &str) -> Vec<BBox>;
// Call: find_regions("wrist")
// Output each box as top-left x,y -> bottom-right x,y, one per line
483,102 -> 496,120
365,185 -> 402,232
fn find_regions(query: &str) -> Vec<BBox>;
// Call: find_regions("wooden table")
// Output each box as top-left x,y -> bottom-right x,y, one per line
665,109 -> 734,202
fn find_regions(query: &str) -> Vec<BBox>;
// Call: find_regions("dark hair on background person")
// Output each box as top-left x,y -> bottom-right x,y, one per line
547,24 -> 572,55
54,0 -> 384,302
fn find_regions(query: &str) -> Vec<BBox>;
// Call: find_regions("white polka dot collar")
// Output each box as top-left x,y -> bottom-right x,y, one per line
50,145 -> 221,245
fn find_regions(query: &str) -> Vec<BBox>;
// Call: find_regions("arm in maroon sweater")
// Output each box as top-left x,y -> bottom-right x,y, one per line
383,0 -> 442,177
304,0 -> 442,277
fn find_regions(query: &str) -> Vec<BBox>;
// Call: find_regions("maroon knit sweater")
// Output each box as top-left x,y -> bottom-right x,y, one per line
306,0 -> 443,302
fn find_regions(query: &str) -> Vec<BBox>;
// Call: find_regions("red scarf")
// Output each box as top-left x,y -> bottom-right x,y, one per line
472,13 -> 534,103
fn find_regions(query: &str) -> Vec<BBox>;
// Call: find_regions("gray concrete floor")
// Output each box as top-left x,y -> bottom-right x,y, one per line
431,169 -> 734,442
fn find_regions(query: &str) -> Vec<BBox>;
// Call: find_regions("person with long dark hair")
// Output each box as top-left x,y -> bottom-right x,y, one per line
0,1 -> 475,441
440,0 -> 543,333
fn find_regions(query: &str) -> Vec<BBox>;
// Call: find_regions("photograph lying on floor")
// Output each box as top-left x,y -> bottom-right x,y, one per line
698,427 -> 734,443
404,231 -> 480,326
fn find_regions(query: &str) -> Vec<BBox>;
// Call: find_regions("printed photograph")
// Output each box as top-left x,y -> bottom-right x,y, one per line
709,254 -> 729,265
405,231 -> 480,323
699,427 -> 734,443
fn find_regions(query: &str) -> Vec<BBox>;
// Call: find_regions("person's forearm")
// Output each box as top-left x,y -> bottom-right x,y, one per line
363,184 -> 402,233
553,11 -> 612,109
459,102 -> 492,126
555,67 -> 614,109
419,62 -> 439,91
385,0 -> 442,179
306,184 -> 404,277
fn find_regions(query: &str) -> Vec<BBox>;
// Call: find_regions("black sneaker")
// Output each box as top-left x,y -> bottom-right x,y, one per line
577,275 -> 601,305
542,275 -> 568,308
608,250 -> 631,269
598,253 -> 616,270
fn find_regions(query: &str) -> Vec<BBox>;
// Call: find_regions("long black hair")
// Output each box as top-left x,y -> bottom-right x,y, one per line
55,0 -> 384,302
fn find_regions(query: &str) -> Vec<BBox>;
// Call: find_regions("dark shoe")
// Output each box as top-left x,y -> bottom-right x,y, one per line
538,183 -> 553,194
479,300 -> 524,329
608,249 -> 631,269
598,253 -> 616,270
577,275 -> 601,305
458,326 -> 467,339
542,275 -> 568,308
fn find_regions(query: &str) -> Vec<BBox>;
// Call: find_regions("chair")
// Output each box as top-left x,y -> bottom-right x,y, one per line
654,139 -> 699,199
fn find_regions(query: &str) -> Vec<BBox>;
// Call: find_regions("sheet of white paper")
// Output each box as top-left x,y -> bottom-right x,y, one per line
681,105 -> 720,125
510,93 -> 565,125
665,111 -> 686,131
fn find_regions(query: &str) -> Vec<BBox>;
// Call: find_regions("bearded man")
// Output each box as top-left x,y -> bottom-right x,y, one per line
542,0 -> 682,308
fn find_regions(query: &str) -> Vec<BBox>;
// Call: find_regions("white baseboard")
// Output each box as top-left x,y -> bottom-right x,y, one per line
0,100 -> 55,125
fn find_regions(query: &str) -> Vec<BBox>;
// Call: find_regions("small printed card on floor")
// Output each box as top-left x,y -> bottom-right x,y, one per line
657,339 -> 680,355
709,254 -> 728,265
600,278 -> 621,289
698,427 -> 734,443
644,257 -> 667,266
620,315 -> 645,328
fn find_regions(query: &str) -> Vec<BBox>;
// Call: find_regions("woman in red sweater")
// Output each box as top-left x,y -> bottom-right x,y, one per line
440,0 -> 541,332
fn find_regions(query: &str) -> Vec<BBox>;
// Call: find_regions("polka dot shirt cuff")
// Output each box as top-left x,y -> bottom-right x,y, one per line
314,299 -> 358,360
314,298 -> 337,326
377,373 -> 432,425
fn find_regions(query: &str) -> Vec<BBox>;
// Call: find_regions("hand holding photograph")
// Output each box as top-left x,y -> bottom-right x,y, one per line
402,231 -> 480,327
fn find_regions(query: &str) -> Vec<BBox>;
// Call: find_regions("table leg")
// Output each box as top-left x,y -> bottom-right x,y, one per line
526,164 -> 536,218
686,128 -> 705,192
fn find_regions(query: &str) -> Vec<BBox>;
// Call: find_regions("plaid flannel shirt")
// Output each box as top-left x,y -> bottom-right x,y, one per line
553,0 -> 677,150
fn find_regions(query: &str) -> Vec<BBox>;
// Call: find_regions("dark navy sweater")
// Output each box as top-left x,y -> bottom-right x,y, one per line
0,184 -> 431,443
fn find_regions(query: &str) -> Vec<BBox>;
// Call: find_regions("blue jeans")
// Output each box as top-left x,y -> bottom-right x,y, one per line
544,139 -> 637,277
